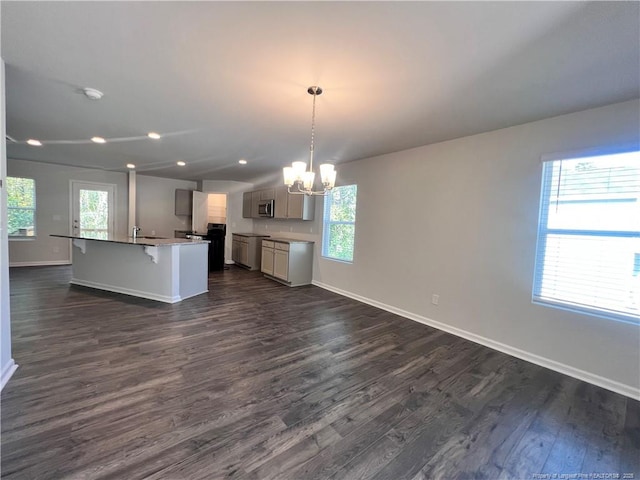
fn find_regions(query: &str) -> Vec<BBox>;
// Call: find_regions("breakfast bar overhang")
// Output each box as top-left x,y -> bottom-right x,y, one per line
51,235 -> 210,303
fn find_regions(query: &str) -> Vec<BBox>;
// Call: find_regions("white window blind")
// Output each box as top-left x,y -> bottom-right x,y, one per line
533,150 -> 640,323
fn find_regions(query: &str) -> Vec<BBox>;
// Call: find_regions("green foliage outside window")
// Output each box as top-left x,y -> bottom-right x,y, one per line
7,177 -> 36,236
79,190 -> 109,239
323,185 -> 357,262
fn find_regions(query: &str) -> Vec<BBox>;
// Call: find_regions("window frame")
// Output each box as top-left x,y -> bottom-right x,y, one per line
322,184 -> 357,263
7,176 -> 36,239
532,146 -> 640,325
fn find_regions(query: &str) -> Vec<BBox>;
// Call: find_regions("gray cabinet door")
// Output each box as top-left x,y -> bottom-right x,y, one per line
274,186 -> 288,219
242,192 -> 252,218
261,189 -> 275,201
287,194 -> 304,219
287,194 -> 315,220
273,250 -> 289,281
261,246 -> 274,275
239,241 -> 249,266
231,239 -> 241,263
175,189 -> 193,216
251,191 -> 261,218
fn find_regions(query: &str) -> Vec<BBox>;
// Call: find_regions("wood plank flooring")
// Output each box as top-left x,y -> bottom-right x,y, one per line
2,265 -> 638,480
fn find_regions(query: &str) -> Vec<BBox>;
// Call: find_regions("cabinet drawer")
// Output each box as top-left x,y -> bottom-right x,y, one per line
262,240 -> 275,248
274,242 -> 290,252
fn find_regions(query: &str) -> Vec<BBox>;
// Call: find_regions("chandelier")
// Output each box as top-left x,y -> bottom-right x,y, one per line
283,86 -> 337,196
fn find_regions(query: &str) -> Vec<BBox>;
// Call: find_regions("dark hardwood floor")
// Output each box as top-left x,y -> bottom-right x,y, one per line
1,265 -> 638,480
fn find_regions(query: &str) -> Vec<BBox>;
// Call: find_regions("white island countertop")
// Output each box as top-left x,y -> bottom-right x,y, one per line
50,234 -> 209,246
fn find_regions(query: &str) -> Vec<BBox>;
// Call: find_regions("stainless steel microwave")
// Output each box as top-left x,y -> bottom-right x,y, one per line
258,200 -> 274,217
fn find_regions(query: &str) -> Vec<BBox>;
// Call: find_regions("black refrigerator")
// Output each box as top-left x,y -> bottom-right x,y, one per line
205,223 -> 226,271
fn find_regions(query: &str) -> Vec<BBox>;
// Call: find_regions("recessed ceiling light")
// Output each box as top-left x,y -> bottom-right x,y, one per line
177,161 -> 186,166
27,139 -> 42,146
148,132 -> 161,140
83,88 -> 104,100
91,136 -> 106,144
239,159 -> 247,165
126,163 -> 136,169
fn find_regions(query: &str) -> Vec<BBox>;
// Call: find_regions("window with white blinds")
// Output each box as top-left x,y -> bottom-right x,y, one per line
533,150 -> 640,323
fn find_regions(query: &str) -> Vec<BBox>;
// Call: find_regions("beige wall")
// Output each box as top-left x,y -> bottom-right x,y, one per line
6,165 -> 200,264
257,99 -> 640,396
7,159 -> 129,266
135,174 -> 196,238
320,99 -> 640,395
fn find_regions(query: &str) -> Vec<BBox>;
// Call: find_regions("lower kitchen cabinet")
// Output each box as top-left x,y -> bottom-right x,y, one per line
273,248 -> 289,281
261,238 -> 314,286
261,241 -> 275,275
232,233 -> 269,270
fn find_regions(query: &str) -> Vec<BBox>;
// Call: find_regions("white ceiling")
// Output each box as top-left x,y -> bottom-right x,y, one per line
2,1 -> 639,184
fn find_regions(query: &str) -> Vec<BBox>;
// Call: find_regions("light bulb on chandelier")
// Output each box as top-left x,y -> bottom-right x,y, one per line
283,86 -> 337,196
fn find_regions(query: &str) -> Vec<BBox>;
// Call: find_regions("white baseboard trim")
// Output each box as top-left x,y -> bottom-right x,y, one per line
71,278 -> 181,304
312,280 -> 640,400
10,260 -> 71,267
1,359 -> 18,391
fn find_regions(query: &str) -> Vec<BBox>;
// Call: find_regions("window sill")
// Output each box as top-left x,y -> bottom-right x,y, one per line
9,236 -> 37,241
321,256 -> 353,265
532,298 -> 639,326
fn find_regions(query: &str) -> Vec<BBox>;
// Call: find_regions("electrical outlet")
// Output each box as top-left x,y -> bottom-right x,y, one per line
431,294 -> 440,305
151,230 -> 156,236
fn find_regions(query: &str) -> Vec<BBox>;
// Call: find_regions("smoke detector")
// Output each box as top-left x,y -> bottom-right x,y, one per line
82,88 -> 104,100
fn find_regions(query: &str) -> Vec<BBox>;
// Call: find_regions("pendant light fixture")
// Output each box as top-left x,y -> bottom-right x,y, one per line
283,86 -> 336,196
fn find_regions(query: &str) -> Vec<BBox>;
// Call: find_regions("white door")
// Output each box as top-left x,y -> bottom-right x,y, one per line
71,181 -> 116,239
192,191 -> 208,234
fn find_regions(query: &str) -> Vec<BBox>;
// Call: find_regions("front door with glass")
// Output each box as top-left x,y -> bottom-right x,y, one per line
71,181 -> 115,240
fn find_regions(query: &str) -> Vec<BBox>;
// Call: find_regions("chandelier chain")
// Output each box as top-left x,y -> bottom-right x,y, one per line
283,85 -> 335,196
309,89 -> 317,171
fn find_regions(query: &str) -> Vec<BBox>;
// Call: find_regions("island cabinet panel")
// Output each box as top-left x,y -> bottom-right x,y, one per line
260,238 -> 313,286
232,234 -> 269,270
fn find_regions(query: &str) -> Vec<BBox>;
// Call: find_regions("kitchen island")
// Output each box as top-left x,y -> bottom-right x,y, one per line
51,234 -> 210,303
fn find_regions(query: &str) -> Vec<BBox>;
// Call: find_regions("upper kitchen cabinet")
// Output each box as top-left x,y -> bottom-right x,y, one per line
243,188 -> 280,219
175,189 -> 193,216
250,191 -> 261,218
273,186 -> 315,220
242,187 -> 314,220
260,189 -> 275,201
242,192 -> 252,218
